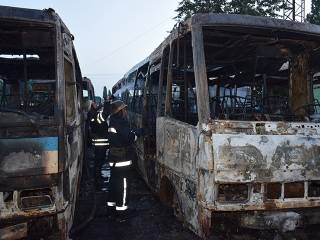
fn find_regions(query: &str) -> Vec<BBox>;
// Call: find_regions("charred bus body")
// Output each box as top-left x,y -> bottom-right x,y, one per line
82,77 -> 95,104
0,6 -> 84,239
113,14 -> 320,238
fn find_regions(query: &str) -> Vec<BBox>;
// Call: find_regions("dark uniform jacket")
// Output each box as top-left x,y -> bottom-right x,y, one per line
108,114 -> 136,147
90,110 -> 108,139
108,114 -> 136,162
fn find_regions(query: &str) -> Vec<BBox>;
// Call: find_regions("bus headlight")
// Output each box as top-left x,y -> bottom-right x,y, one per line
218,183 -> 248,203
19,188 -> 54,210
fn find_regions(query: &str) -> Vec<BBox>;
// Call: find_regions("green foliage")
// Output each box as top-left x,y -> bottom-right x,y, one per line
307,0 -> 320,25
175,0 -> 286,21
175,0 -> 226,21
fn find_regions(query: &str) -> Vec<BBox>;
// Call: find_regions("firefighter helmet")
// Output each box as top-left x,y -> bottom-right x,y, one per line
111,100 -> 127,115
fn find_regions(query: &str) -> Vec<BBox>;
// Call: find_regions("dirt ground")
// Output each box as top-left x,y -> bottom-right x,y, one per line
71,149 -> 200,240
71,149 -> 320,240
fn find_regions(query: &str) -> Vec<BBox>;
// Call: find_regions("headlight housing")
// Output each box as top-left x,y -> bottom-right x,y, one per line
217,183 -> 248,203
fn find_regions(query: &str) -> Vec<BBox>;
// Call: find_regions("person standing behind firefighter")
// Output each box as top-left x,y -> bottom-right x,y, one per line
90,101 -> 110,186
107,100 -> 143,213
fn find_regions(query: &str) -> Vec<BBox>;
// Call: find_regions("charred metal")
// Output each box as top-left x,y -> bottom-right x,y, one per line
0,6 -> 85,239
113,13 -> 320,239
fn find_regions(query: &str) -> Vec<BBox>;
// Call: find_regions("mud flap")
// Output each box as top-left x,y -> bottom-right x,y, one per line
198,206 -> 212,238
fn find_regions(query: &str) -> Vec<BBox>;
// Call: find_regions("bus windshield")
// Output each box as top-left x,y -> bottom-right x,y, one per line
0,24 -> 56,119
203,27 -> 320,122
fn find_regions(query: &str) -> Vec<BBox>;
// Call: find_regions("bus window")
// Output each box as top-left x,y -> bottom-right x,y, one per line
203,27 -> 293,121
64,58 -> 77,122
132,63 -> 148,114
170,33 -> 198,125
132,75 -> 144,113
119,71 -> 136,106
314,78 -> 320,102
0,79 -> 3,104
158,46 -> 170,116
0,27 -> 56,116
313,73 -> 320,115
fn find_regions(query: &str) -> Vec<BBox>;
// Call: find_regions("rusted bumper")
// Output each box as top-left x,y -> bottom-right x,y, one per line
213,208 -> 320,232
0,223 -> 27,240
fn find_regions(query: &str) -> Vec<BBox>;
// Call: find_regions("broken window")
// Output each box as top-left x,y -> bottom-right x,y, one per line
144,61 -> 160,156
170,33 -> 198,125
158,46 -> 170,117
0,23 -> 56,119
203,27 -> 320,122
146,61 -> 160,125
132,63 -> 148,114
82,79 -> 95,102
64,58 -> 77,122
123,71 -> 136,108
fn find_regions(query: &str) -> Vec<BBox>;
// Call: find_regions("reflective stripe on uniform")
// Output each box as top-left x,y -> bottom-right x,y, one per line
99,112 -> 105,121
107,202 -> 116,207
108,127 -> 117,133
115,160 -> 132,167
92,138 -> 109,146
91,118 -> 95,122
108,160 -> 132,167
93,142 -> 109,146
96,112 -> 105,125
92,139 -> 109,142
116,205 -> 128,211
123,178 -> 127,206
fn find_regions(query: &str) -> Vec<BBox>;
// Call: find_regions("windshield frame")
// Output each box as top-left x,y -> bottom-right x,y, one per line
0,21 -> 58,122
190,23 -> 320,124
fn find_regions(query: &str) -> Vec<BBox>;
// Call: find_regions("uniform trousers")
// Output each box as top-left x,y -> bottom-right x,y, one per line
107,159 -> 132,211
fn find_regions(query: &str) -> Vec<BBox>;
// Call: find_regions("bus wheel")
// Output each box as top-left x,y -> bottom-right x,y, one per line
159,177 -> 183,221
172,189 -> 183,221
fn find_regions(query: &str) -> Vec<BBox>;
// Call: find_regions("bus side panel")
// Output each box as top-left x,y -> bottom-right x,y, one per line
156,116 -> 200,233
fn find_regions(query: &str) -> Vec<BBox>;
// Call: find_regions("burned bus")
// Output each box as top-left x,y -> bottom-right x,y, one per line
113,14 -> 320,237
0,6 -> 85,239
82,77 -> 95,104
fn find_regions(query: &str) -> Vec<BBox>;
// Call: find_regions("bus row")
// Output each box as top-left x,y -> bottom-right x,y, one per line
113,13 -> 320,237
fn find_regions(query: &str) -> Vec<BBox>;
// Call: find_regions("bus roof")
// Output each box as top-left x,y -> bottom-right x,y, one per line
115,13 -> 320,88
0,5 -> 72,34
152,13 -> 320,59
189,13 -> 320,34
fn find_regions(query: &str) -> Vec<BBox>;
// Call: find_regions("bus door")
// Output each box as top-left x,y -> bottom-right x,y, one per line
142,62 -> 160,188
62,33 -> 84,224
156,34 -> 198,223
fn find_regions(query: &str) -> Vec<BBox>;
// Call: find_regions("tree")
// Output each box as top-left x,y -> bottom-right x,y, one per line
307,0 -> 320,25
175,0 -> 227,21
103,86 -> 108,100
175,0 -> 286,21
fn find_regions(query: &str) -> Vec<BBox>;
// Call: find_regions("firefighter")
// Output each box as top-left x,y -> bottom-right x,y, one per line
106,100 -> 143,214
90,101 -> 110,184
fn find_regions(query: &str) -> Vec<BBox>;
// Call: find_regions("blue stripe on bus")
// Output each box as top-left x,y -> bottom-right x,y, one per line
0,137 -> 58,151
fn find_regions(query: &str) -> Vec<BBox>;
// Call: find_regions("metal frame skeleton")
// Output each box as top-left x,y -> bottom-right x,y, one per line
0,6 -> 85,239
113,14 -> 320,238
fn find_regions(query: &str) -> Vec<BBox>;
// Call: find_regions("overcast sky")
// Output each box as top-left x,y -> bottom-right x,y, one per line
0,0 -> 313,96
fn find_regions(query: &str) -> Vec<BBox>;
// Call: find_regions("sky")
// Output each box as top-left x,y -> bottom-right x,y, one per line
0,0 -> 313,96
